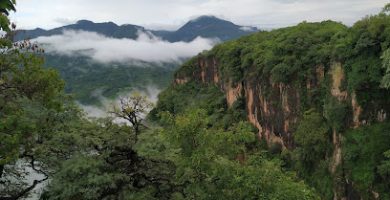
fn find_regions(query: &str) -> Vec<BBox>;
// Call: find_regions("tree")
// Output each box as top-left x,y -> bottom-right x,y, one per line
381,49 -> 390,89
293,109 -> 330,172
0,0 -> 15,33
157,109 -> 319,199
0,1 -> 70,198
110,93 -> 153,137
40,118 -> 176,200
378,150 -> 390,187
0,50 -> 65,199
382,3 -> 390,14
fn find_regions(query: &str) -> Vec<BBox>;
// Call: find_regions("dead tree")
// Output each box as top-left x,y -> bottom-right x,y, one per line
110,93 -> 153,139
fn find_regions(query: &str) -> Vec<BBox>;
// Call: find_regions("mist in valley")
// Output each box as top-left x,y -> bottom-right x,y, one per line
34,30 -> 217,64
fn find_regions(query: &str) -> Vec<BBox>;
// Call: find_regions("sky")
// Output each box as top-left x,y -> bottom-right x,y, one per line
9,0 -> 389,30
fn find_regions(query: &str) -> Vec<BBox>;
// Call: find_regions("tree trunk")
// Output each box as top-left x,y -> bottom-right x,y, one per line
0,164 -> 4,178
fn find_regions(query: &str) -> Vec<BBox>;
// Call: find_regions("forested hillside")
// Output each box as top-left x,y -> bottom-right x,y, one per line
44,54 -> 175,105
1,1 -> 390,200
167,5 -> 390,199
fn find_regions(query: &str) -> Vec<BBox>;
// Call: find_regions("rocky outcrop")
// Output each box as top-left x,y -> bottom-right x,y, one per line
329,63 -> 347,200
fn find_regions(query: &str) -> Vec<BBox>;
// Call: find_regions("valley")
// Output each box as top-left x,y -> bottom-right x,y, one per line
14,16 -> 257,110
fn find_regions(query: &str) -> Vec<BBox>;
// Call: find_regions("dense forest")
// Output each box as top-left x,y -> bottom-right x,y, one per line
1,0 -> 390,199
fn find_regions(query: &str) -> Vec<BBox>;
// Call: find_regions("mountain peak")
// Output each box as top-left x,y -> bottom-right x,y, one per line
188,15 -> 232,25
76,20 -> 94,24
160,15 -> 257,42
191,15 -> 218,21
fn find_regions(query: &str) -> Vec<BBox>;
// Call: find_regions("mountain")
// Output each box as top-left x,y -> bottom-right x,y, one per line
14,16 -> 257,42
152,16 -> 258,42
14,20 -> 144,41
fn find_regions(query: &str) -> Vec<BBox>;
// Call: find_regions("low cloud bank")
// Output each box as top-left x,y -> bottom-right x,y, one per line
34,30 -> 216,63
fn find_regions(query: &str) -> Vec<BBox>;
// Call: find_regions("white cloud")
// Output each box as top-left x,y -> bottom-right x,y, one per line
240,26 -> 256,32
33,30 -> 216,63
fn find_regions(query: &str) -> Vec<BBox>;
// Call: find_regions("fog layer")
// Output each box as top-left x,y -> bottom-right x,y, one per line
34,30 -> 216,63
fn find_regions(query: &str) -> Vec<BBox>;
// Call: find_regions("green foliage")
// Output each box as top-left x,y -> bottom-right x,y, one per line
174,57 -> 198,78
0,14 -> 10,32
323,97 -> 348,132
378,150 -> 390,187
0,0 -> 15,32
0,51 -> 65,166
0,0 -> 16,16
37,80 -> 319,199
382,3 -> 390,14
214,41 -> 244,82
270,63 -> 296,84
39,116 -> 176,200
343,12 -> 390,110
148,80 -> 320,199
44,54 -> 176,105
200,21 -> 347,86
342,121 -> 390,199
157,108 -> 319,199
43,155 -> 128,200
293,109 -> 330,173
381,49 -> 390,88
150,82 -> 226,120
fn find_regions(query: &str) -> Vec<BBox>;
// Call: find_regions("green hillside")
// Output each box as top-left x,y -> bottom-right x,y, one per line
44,54 -> 176,105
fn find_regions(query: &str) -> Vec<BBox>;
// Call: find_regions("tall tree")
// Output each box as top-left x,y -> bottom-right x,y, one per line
0,1 -> 69,199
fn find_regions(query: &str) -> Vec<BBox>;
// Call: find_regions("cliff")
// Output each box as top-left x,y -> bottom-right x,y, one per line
175,19 -> 390,147
171,19 -> 390,199
175,56 -> 389,148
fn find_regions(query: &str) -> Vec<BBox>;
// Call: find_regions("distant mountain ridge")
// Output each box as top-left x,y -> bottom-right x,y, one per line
14,16 -> 258,42
14,20 -> 144,41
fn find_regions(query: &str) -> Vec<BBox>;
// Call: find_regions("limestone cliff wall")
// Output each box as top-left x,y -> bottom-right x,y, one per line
175,56 -> 387,149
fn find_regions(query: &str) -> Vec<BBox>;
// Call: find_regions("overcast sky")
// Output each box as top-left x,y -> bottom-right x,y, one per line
9,0 -> 389,30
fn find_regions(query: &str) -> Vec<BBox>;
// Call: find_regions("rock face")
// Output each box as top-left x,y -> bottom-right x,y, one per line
175,56 -> 388,149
